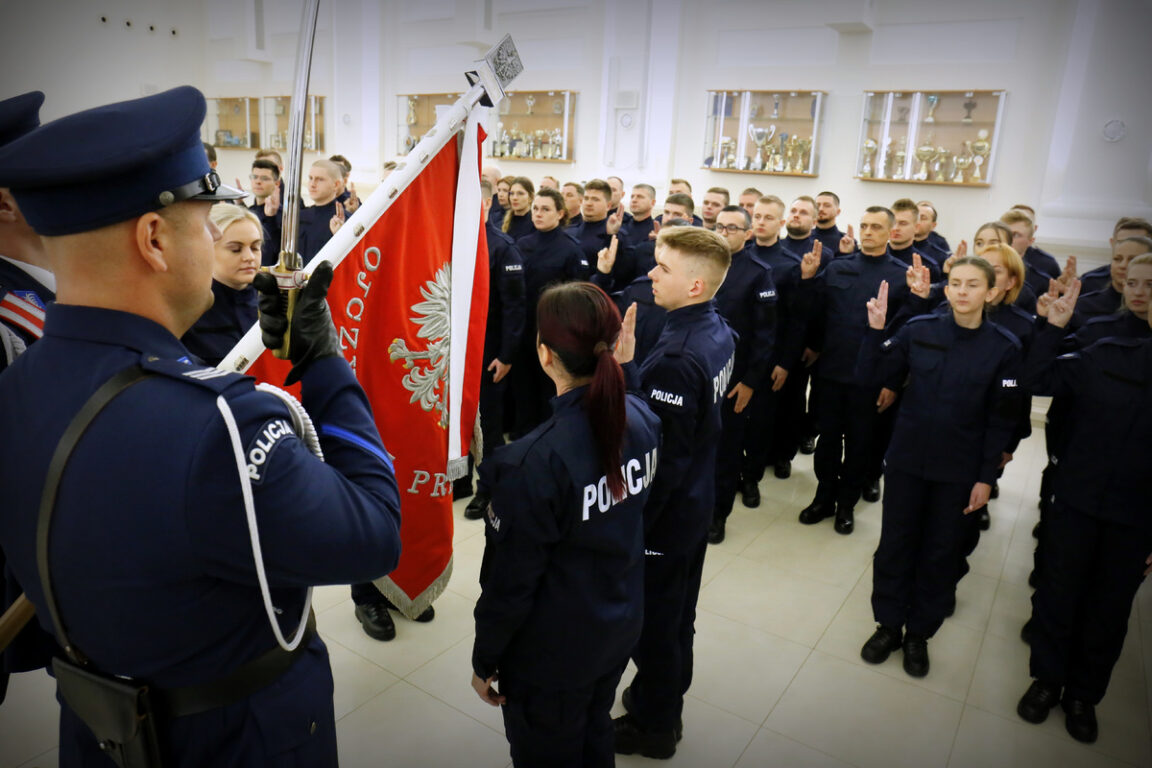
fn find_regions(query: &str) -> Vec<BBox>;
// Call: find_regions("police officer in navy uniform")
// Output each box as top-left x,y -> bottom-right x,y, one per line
471,282 -> 660,767
1015,278 -> 1152,745
857,258 -> 1022,679
614,226 -> 736,760
0,90 -> 56,707
458,176 -> 526,519
509,187 -> 590,437
0,86 -> 402,766
797,206 -> 912,535
709,205 -> 776,543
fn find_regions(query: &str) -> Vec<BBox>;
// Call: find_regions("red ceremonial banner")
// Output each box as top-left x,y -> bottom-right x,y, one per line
246,131 -> 489,618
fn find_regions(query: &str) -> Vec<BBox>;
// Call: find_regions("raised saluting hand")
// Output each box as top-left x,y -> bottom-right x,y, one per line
905,252 -> 932,298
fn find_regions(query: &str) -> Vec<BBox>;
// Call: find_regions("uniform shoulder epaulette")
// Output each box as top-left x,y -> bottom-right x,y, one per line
988,322 -> 1023,349
560,229 -> 581,245
904,314 -> 936,327
1089,335 -> 1145,350
1005,304 -> 1036,322
139,354 -> 251,393
490,228 -> 515,247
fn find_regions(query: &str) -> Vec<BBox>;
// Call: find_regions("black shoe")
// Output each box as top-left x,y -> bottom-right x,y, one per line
799,436 -> 817,455
990,481 -> 999,499
902,633 -> 929,677
1062,697 -> 1098,743
463,492 -> 490,520
613,714 -> 677,759
452,478 -> 473,501
773,460 -> 792,479
861,480 -> 881,503
354,602 -> 396,641
382,596 -> 435,622
833,505 -> 854,535
621,687 -> 682,742
798,499 -> 834,525
861,625 -> 903,664
1016,680 -> 1061,724
707,519 -> 725,544
977,507 -> 990,531
740,478 -> 761,508
1021,618 -> 1035,645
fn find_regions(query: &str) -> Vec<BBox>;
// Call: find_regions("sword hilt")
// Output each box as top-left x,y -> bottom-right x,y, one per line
263,253 -> 308,359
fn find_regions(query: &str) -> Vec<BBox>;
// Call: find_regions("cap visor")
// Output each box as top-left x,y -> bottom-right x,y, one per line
194,182 -> 246,201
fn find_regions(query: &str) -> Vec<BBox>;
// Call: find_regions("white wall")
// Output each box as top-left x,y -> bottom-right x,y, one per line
3,0 -> 1149,267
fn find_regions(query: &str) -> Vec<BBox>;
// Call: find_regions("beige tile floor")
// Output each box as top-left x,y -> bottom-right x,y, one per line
2,427 -> 1150,768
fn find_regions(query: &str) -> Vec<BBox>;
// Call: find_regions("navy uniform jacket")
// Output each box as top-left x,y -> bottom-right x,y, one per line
913,237 -> 951,268
298,199 -> 343,262
627,215 -> 656,245
0,255 -> 54,350
1023,326 -> 1152,530
473,387 -> 661,687
782,233 -> 833,267
1078,264 -> 1112,295
1022,245 -> 1060,297
504,211 -> 535,241
613,276 -> 666,368
890,243 -> 942,282
857,314 -> 1022,485
813,225 -> 845,256
483,223 -> 526,365
749,240 -> 807,371
181,279 -> 258,366
714,246 -> 777,390
248,200 -> 285,268
927,230 -> 951,254
802,252 -> 911,384
1065,310 -> 1151,351
1071,285 -> 1121,328
575,217 -> 636,292
487,195 -> 505,229
0,305 -> 402,762
638,302 -> 736,553
515,226 -> 590,354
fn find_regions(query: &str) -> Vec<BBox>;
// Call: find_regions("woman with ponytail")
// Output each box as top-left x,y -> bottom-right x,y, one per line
471,282 -> 661,768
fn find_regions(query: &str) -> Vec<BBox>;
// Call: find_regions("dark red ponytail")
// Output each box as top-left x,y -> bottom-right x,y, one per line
537,282 -> 627,499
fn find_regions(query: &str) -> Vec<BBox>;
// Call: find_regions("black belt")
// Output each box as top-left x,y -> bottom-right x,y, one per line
160,611 -> 317,718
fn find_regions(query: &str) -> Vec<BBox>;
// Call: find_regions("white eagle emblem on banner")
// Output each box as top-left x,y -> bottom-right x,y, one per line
389,265 -> 451,428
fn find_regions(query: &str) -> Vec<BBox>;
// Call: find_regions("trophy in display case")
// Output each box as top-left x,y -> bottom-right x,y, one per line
771,94 -> 781,118
860,137 -> 878,179
962,96 -> 977,124
970,129 -> 991,182
924,94 -> 939,123
892,136 -> 907,180
524,94 -> 535,115
747,123 -> 776,171
932,147 -> 951,182
914,139 -> 936,181
406,97 -> 417,125
952,153 -> 972,183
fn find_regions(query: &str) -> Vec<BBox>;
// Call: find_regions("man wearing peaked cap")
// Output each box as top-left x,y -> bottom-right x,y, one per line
0,89 -> 57,709
0,86 -> 402,765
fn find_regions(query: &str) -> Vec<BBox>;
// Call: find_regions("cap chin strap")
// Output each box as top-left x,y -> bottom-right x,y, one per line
157,170 -> 226,206
214,383 -> 323,653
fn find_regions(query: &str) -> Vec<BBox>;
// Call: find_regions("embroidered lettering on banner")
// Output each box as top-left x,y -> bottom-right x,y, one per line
337,246 -> 382,372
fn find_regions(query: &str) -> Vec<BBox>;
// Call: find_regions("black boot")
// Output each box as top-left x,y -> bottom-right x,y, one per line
464,491 -> 490,520
1016,680 -> 1061,724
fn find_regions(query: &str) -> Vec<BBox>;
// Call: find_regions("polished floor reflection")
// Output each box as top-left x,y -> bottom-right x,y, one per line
2,427 -> 1149,768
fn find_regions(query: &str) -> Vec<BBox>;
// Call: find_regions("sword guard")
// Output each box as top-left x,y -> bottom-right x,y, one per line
262,259 -> 308,359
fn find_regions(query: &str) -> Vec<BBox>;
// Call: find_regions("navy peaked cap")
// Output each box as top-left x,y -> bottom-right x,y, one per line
0,86 -> 243,236
0,91 -> 44,147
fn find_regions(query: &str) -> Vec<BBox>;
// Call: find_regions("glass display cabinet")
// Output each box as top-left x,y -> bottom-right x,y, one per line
205,97 -> 259,149
855,90 -> 1006,186
702,90 -> 825,176
487,90 -> 577,162
261,95 -> 326,153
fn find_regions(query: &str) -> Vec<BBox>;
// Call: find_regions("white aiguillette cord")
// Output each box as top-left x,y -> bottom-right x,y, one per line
215,384 -> 324,652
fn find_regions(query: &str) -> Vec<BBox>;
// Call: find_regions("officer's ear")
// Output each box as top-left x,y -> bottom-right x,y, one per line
0,189 -> 20,224
134,211 -> 170,274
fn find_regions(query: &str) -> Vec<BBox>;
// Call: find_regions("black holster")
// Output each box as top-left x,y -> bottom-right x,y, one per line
52,657 -> 166,768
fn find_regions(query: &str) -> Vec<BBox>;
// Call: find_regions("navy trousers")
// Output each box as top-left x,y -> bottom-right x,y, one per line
1029,501 -> 1151,704
626,538 -> 708,732
813,380 -> 880,510
871,467 -> 970,638
499,664 -> 624,768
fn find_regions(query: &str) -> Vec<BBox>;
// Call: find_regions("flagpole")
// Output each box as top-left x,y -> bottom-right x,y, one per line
220,27 -> 524,375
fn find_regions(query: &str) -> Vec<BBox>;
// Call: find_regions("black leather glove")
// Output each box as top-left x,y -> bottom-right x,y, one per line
252,261 -> 341,385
